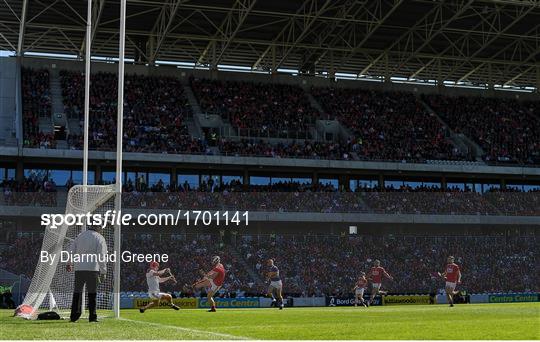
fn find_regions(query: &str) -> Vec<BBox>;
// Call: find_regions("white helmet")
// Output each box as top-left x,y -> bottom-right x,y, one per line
212,256 -> 220,265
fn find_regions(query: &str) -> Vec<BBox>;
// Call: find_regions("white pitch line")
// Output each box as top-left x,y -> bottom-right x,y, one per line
119,317 -> 250,340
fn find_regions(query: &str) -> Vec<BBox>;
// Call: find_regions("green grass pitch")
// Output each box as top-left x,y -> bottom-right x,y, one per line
1,303 -> 539,340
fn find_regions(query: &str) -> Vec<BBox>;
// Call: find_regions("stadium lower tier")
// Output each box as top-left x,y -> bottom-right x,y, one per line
1,233 -> 537,296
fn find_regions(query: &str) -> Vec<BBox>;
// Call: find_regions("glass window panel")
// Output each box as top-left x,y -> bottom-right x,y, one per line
6,169 -> 15,180
47,170 -> 71,185
102,171 -> 116,184
250,176 -> 270,185
178,174 -> 199,190
447,182 -> 465,191
71,171 -> 95,185
222,175 -> 242,185
149,173 -> 170,186
319,178 -> 338,187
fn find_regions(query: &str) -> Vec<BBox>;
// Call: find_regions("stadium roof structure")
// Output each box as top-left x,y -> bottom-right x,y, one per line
1,0 -> 539,89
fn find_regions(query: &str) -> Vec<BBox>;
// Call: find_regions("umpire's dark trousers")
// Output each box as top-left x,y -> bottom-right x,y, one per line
70,271 -> 99,322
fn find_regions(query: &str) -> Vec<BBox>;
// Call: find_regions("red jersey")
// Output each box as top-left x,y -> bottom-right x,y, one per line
212,263 -> 225,286
370,266 -> 387,283
445,263 -> 460,283
356,278 -> 367,288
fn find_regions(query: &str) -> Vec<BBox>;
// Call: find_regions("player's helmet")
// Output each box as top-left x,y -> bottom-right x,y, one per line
360,271 -> 366,276
149,261 -> 159,270
374,260 -> 380,266
447,256 -> 455,263
212,256 -> 220,265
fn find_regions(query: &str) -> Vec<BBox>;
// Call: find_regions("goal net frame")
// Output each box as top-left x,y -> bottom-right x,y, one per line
15,0 -> 126,320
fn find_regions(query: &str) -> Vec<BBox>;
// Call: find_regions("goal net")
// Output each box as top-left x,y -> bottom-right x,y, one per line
16,184 -> 119,319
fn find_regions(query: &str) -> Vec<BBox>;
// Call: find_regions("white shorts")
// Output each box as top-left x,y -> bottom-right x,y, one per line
445,281 -> 457,291
372,283 -> 382,291
148,292 -> 167,299
206,278 -> 221,293
355,288 -> 365,296
268,280 -> 283,291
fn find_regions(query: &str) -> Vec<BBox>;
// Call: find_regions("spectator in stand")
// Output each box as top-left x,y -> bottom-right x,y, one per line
239,234 -> 538,296
422,94 -> 540,165
3,233 -> 536,296
312,87 -> 467,162
4,175 -> 539,216
60,71 -> 207,155
21,68 -> 54,148
191,77 -> 320,138
1,176 -> 57,207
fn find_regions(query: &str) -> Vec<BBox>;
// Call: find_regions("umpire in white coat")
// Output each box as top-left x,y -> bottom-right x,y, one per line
66,226 -> 108,322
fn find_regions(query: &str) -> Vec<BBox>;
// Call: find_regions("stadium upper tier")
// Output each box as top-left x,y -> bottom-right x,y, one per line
17,65 -> 540,166
191,77 -> 319,138
423,95 -> 540,165
14,68 -> 540,165
312,87 -> 464,162
2,233 -> 537,295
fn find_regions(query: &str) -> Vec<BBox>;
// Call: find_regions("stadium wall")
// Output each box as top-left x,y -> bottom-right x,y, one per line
1,205 -> 539,226
2,147 -> 540,179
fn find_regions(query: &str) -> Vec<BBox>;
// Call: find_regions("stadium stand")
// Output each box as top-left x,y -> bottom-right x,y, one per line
21,68 -> 53,148
60,71 -> 206,154
2,233 -> 537,296
422,94 -> 540,165
18,68 -> 540,166
190,77 -> 319,138
311,87 -> 466,162
3,176 -> 540,216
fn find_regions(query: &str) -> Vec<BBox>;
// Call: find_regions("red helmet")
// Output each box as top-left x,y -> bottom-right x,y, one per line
149,261 -> 159,270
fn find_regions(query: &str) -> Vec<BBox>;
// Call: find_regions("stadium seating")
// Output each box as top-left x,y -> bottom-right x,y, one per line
21,68 -> 53,148
239,234 -> 539,295
3,177 -> 540,216
18,70 -> 540,165
3,234 -> 537,295
60,71 -> 206,154
422,94 -> 540,165
312,87 -> 466,162
190,77 -> 319,139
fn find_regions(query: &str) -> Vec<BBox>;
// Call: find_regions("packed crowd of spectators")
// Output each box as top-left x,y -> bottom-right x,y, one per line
19,69 -> 540,166
191,77 -> 319,138
3,233 -> 536,296
239,234 -> 538,295
218,139 -> 353,160
312,87 -> 466,162
0,235 -> 43,279
3,175 -> 539,215
60,71 -> 207,154
1,176 -> 57,206
21,68 -> 54,148
422,95 -> 540,165
483,189 -> 540,216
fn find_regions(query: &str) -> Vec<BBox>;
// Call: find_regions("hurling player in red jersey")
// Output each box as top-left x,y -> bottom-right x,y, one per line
192,256 -> 225,312
352,272 -> 368,307
366,260 -> 393,306
439,256 -> 461,307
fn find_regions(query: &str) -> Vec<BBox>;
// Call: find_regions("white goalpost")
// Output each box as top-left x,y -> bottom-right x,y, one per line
15,0 -> 126,320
